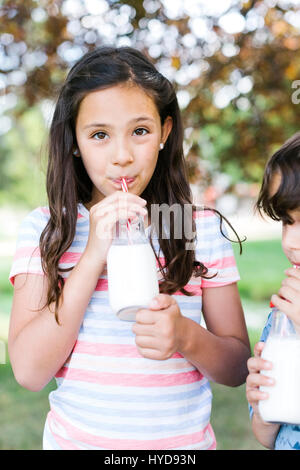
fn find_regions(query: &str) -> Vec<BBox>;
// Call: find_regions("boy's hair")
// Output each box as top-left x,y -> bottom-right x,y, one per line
256,132 -> 300,224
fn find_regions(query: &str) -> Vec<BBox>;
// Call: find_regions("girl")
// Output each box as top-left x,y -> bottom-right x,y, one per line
246,132 -> 300,450
8,46 -> 250,450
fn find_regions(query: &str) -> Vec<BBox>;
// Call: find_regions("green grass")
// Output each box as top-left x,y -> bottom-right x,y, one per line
0,347 -> 56,450
0,239 -> 289,450
211,382 -> 264,450
233,238 -> 290,301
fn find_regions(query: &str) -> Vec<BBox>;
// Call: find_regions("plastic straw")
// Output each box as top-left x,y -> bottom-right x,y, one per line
121,178 -> 133,243
282,264 -> 299,334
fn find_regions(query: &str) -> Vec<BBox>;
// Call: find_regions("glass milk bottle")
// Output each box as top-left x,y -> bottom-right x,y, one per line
259,303 -> 300,424
107,216 -> 159,321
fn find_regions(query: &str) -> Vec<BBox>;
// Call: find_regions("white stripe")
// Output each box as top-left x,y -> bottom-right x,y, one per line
55,387 -> 211,412
55,377 -> 208,396
65,354 -> 195,374
51,399 -> 211,427
49,403 -> 211,440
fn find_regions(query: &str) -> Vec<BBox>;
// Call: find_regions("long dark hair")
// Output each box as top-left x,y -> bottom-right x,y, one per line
256,131 -> 300,224
39,46 -> 243,323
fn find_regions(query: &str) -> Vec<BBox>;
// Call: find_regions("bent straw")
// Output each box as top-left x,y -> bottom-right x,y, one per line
281,264 -> 299,335
121,178 -> 133,243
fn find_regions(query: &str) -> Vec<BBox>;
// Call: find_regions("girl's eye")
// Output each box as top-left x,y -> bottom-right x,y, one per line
92,131 -> 108,140
133,128 -> 148,136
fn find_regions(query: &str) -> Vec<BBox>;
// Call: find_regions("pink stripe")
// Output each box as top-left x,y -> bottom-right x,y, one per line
207,255 -> 237,270
14,246 -> 40,259
9,271 -> 44,286
73,340 -> 184,359
55,367 -> 202,387
47,414 -> 81,450
59,252 -> 82,264
40,207 -> 50,216
95,278 -> 108,291
48,409 -> 213,450
193,209 -> 215,219
173,285 -> 201,296
13,248 -> 83,265
206,423 -> 217,450
40,206 -> 84,220
201,279 -> 239,288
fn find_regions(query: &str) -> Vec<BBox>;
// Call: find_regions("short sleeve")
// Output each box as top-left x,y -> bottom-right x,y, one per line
194,209 -> 240,288
9,207 -> 49,286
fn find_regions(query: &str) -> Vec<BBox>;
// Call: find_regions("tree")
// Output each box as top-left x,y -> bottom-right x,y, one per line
1,0 -> 300,200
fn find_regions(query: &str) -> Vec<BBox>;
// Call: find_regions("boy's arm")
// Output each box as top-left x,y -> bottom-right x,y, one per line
251,413 -> 280,449
246,341 -> 280,449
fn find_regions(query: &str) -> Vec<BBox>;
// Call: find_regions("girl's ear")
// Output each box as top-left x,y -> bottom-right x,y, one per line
73,148 -> 81,157
161,116 -> 173,146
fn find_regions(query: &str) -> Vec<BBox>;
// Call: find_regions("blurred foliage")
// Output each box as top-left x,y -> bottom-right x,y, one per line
1,0 -> 300,206
0,106 -> 48,207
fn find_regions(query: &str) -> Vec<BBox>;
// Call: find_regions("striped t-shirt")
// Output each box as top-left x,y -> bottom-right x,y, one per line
9,203 -> 240,450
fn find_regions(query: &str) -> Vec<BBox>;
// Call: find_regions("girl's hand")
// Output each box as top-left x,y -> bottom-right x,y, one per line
84,191 -> 147,265
271,266 -> 300,334
132,294 -> 184,360
246,342 -> 275,420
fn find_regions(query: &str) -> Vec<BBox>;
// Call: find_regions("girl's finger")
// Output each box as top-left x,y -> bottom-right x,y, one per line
95,210 -> 146,239
111,191 -> 147,207
91,191 -> 147,213
137,347 -> 164,361
132,322 -> 155,336
135,335 -> 159,350
95,202 -> 147,218
149,294 -> 175,310
135,309 -> 159,325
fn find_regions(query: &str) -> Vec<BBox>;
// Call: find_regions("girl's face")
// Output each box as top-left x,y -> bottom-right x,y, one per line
269,172 -> 300,266
75,83 -> 172,207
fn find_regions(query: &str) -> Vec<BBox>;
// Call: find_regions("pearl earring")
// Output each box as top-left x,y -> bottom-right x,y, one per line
73,149 -> 80,157
159,143 -> 164,150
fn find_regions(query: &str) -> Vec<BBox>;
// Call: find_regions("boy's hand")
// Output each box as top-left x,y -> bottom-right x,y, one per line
132,294 -> 185,360
246,342 -> 275,420
271,266 -> 300,333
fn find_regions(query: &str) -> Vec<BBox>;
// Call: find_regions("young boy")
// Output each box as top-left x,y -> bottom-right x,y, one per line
246,132 -> 300,450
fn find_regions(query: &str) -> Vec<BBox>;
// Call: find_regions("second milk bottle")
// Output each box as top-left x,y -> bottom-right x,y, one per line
259,302 -> 300,424
107,216 -> 159,321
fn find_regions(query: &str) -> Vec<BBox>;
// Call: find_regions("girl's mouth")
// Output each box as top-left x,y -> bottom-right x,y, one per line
111,177 -> 136,188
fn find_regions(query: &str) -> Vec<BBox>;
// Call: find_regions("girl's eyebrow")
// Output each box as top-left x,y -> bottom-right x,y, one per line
83,116 -> 156,129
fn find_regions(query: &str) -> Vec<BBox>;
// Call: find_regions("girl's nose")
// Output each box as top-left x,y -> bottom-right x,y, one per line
111,140 -> 134,165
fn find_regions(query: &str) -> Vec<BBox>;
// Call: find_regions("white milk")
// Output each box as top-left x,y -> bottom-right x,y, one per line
259,335 -> 300,424
107,243 -> 159,321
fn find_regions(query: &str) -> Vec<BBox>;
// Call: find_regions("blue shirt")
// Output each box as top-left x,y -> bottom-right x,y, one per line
250,311 -> 300,450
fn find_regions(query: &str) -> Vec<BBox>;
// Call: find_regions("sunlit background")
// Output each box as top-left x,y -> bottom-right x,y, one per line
0,0 -> 299,450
